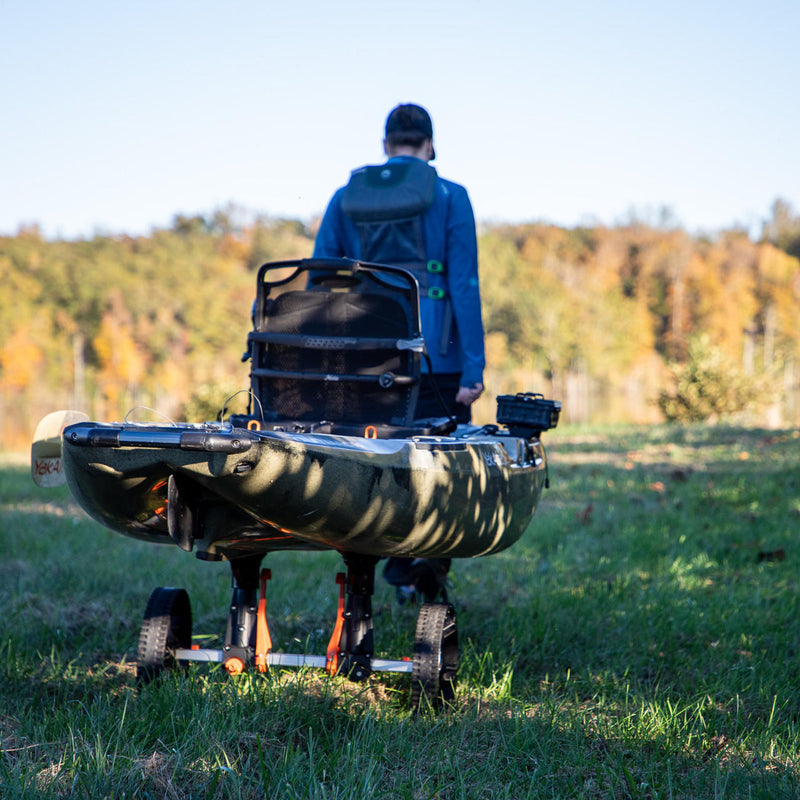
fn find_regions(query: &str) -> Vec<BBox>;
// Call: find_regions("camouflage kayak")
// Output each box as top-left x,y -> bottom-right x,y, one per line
57,419 -> 548,562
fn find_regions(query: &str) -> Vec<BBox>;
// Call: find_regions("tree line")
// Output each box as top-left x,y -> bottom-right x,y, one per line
1,201 -> 798,448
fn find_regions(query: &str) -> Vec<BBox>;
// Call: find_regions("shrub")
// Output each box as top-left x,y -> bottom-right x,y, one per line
657,334 -> 765,422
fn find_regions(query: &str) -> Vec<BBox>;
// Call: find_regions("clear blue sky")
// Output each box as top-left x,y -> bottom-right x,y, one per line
2,0 -> 798,239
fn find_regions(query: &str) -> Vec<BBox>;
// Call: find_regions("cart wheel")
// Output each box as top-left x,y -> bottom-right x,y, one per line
136,587 -> 192,684
412,602 -> 458,711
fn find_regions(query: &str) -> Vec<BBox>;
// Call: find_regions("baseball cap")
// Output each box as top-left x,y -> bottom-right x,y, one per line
384,104 -> 436,159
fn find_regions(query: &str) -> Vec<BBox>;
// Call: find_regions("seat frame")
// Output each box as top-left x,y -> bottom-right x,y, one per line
231,257 -> 453,438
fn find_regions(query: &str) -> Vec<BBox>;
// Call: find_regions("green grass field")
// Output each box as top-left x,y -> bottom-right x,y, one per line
2,424 -> 800,798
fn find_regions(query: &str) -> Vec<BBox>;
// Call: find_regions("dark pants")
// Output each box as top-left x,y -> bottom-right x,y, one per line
416,372 -> 471,424
385,373 -> 466,601
383,556 -> 451,603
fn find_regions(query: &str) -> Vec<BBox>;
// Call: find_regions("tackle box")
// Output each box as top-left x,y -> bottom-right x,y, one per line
496,392 -> 561,437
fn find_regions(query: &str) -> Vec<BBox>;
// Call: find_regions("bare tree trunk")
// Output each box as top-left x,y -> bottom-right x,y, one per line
763,303 -> 776,370
667,234 -> 690,360
742,324 -> 756,375
785,357 -> 797,424
73,333 -> 86,411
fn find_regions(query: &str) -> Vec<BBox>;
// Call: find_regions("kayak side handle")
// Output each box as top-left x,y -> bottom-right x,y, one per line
64,425 -> 254,454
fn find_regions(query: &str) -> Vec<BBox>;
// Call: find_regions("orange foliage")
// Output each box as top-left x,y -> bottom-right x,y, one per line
0,326 -> 44,392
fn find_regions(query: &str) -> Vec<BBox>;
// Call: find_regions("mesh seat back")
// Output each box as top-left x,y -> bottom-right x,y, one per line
248,260 -> 421,427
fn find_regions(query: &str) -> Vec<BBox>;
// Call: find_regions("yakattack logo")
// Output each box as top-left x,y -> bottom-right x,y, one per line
32,456 -> 67,487
34,457 -> 63,476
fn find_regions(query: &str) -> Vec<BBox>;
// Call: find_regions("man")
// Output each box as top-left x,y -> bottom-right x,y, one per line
313,103 -> 485,422
313,103 -> 486,601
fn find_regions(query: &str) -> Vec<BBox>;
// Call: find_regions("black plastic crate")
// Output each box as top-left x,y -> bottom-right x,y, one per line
496,392 -> 561,436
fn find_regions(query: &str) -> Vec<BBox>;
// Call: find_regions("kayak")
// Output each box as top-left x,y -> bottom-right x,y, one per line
58,419 -> 548,561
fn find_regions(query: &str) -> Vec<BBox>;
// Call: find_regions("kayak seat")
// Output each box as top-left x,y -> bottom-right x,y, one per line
232,258 -> 454,438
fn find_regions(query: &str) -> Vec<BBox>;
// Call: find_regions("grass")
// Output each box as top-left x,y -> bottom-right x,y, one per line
2,424 -> 800,798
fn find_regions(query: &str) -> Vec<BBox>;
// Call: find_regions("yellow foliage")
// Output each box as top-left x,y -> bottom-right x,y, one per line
93,312 -> 147,385
758,242 -> 800,285
0,326 -> 44,391
484,331 -> 510,366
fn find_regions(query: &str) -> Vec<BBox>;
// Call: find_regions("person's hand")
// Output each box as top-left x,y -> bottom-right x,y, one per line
455,383 -> 484,406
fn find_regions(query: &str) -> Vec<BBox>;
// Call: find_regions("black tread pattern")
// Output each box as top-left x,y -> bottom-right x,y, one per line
136,587 -> 192,684
411,602 -> 458,711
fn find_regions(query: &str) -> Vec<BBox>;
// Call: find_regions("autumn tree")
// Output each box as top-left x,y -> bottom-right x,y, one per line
763,198 -> 800,260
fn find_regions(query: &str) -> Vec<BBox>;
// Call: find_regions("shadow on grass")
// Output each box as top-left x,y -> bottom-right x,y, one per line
0,656 -> 798,800
2,655 -> 798,799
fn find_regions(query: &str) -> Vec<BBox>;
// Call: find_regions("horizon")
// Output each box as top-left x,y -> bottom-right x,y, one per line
3,199 -> 787,244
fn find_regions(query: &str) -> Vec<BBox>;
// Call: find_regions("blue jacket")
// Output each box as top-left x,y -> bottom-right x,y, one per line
313,156 -> 485,388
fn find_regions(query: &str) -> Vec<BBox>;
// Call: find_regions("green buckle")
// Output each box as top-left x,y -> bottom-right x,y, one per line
427,287 -> 446,300
426,260 -> 444,273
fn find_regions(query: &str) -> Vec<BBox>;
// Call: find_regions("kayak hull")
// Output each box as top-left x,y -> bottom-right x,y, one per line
61,421 -> 547,561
